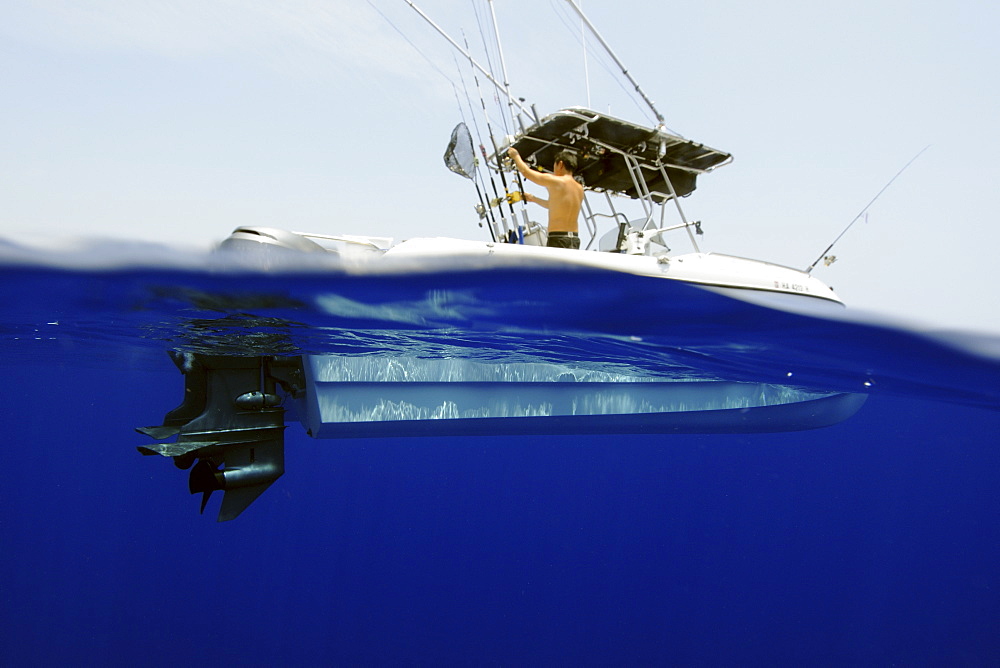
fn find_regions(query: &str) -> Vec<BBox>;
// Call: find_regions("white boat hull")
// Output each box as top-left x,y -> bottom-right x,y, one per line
382,236 -> 843,306
220,227 -> 842,305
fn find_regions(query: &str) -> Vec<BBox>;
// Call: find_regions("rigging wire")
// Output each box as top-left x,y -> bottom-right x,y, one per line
368,0 -> 478,133
367,0 -> 460,95
805,145 -> 931,274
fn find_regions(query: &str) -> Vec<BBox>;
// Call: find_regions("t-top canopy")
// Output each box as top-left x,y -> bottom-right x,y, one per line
502,107 -> 732,202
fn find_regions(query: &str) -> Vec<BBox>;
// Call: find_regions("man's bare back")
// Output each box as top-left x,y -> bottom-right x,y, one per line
508,148 -> 584,234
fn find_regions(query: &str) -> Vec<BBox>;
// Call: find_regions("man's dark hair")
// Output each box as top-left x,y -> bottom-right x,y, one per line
554,149 -> 578,174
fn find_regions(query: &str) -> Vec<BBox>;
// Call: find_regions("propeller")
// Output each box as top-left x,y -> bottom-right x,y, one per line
188,458 -> 224,515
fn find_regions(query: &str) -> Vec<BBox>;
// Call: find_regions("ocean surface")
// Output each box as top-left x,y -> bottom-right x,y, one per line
1,239 -> 998,666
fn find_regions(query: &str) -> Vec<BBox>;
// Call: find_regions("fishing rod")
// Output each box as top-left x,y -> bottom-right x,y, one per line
404,0 -> 533,241
445,122 -> 498,241
372,1 -> 502,240
452,54 -> 500,242
805,145 -> 930,274
461,33 -> 520,242
462,139 -> 500,243
562,0 -> 665,126
485,0 -> 530,231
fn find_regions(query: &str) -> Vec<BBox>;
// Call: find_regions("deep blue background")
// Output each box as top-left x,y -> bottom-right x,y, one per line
3,348 -> 998,665
1,256 -> 999,665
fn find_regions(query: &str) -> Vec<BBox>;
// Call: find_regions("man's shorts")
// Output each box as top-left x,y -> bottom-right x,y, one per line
546,231 -> 580,250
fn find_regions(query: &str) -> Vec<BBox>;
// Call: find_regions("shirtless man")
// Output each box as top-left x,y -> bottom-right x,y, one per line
507,147 -> 584,249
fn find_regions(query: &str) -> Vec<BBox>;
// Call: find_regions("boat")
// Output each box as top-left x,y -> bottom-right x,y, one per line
220,105 -> 841,309
136,1 -> 866,520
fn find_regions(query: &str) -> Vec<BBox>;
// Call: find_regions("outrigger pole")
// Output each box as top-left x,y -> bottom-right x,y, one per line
403,1 -> 534,123
562,0 -> 665,127
486,0 -> 520,133
561,0 -> 700,250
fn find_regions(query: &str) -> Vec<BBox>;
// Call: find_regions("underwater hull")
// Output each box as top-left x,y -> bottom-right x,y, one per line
298,353 -> 869,438
300,389 -> 868,438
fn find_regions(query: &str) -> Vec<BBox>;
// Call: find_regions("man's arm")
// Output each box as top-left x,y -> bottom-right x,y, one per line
525,192 -> 549,208
508,148 -> 558,187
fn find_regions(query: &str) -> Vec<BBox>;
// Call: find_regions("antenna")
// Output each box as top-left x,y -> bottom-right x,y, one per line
805,146 -> 930,274
563,0 -> 664,126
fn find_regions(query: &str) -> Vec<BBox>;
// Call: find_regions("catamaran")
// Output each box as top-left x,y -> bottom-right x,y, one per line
137,1 -> 866,520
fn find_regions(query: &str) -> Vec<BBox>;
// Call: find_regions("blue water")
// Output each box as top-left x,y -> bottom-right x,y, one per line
2,241 -> 999,665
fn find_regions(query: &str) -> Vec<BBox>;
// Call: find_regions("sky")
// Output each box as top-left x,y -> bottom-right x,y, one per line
1,0 -> 998,334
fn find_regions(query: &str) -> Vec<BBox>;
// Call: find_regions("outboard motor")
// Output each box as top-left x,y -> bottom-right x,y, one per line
137,351 -> 305,521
